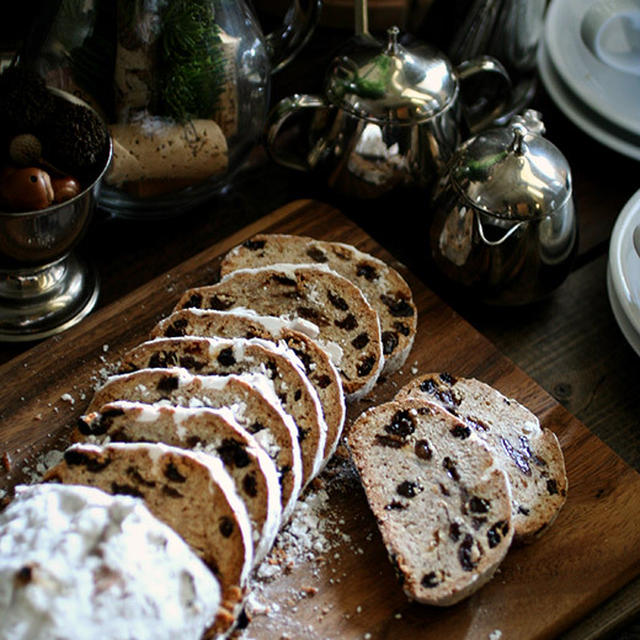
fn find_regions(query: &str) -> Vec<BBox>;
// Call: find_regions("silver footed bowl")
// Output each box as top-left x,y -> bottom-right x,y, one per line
0,89 -> 112,341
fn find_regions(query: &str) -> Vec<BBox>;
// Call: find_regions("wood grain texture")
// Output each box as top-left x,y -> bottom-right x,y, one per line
1,200 -> 639,640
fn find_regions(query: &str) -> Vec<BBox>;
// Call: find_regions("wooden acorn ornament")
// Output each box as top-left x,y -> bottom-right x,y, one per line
0,166 -> 55,211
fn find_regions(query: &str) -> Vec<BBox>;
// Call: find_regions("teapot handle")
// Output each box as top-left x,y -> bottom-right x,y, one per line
456,55 -> 512,134
266,93 -> 328,172
476,214 -> 525,246
265,0 -> 323,73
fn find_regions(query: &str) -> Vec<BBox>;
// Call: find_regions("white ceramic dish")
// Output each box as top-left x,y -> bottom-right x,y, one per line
545,0 -> 640,136
607,267 -> 640,356
537,41 -> 640,161
608,187 -> 640,340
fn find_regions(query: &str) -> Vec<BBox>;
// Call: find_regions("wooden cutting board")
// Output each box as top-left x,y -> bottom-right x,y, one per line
1,199 -> 639,639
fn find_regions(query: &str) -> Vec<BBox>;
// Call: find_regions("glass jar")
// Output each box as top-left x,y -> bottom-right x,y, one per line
26,0 -> 320,219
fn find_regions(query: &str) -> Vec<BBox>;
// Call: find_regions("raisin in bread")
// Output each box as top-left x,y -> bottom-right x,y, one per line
120,336 -> 328,488
151,308 -> 346,462
220,234 -> 417,373
44,442 -> 253,635
347,398 -> 514,606
84,367 -> 302,521
78,402 -> 282,566
173,264 -> 384,401
0,484 -> 220,640
395,373 -> 568,542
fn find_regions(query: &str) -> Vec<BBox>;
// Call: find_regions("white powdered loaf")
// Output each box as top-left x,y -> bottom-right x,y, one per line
0,483 -> 220,640
347,398 -> 514,606
44,442 -> 253,635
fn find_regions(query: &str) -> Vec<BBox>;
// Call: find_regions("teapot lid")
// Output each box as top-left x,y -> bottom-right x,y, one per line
325,27 -> 458,124
449,110 -> 572,220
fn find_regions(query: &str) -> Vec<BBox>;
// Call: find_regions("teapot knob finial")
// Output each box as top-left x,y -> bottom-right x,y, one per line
508,122 -> 528,156
510,110 -> 546,136
386,26 -> 400,54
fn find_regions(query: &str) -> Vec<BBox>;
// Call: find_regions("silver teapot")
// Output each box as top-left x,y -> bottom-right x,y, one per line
266,27 -> 511,199
429,110 -> 577,305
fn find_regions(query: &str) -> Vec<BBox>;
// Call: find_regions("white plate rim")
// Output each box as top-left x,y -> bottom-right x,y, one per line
537,41 -> 640,161
545,0 -> 640,136
607,265 -> 640,357
609,187 -> 640,336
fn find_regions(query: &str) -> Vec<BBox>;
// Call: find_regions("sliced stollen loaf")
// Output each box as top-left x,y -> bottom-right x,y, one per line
220,234 -> 417,373
347,398 -> 514,606
43,442 -> 253,634
120,336 -> 328,488
78,402 -> 282,566
84,367 -> 303,521
173,263 -> 384,401
151,308 -> 346,462
395,373 -> 568,542
0,483 -> 220,640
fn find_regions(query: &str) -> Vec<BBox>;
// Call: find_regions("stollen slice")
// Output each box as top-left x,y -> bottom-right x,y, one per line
84,367 -> 302,522
78,401 -> 282,566
173,263 -> 384,401
0,483 -> 220,640
151,307 -> 346,462
347,398 -> 514,606
220,233 -> 417,373
43,441 -> 253,635
395,373 -> 568,542
120,336 -> 328,488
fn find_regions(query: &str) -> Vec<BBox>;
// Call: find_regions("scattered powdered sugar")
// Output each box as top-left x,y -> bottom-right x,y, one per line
60,393 -> 75,405
489,630 -> 502,640
255,487 -> 337,582
20,448 -> 64,484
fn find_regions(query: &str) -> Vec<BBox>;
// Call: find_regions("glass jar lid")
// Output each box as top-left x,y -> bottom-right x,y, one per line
449,110 -> 572,220
325,27 -> 458,125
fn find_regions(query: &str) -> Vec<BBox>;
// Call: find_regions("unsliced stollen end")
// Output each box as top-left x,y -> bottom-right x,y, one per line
0,483 -> 220,640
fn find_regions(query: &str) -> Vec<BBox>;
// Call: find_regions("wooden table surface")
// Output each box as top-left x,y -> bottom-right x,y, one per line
1,23 -> 639,640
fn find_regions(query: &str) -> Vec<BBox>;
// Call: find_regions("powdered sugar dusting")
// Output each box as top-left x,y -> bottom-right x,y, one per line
20,448 -> 64,484
238,452 -> 377,638
255,487 -> 337,582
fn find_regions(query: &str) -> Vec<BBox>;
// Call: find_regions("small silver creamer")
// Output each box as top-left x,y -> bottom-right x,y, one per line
429,110 -> 577,305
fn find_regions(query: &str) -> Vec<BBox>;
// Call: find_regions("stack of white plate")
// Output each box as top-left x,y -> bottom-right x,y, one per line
538,0 -> 640,161
608,188 -> 640,356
